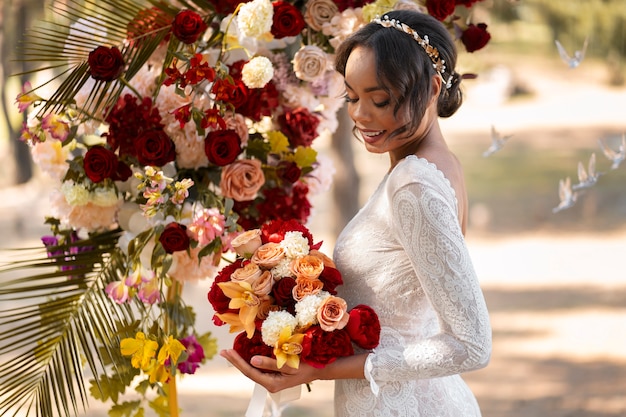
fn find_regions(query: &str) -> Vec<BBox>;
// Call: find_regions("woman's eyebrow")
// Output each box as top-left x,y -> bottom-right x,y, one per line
344,80 -> 384,93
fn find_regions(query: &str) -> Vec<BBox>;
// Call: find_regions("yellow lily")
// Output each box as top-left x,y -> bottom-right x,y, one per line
274,327 -> 305,369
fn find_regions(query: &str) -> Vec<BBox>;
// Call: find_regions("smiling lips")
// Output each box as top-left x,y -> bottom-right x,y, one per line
358,128 -> 385,142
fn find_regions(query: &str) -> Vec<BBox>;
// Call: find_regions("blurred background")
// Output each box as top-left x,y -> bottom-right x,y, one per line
1,0 -> 625,416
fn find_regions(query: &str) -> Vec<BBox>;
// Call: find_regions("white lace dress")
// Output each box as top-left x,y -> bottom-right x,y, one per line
333,155 -> 492,417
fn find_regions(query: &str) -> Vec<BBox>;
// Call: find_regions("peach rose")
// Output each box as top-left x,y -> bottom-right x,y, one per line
231,229 -> 263,258
220,159 -> 265,202
231,262 -> 263,284
252,270 -> 275,296
290,254 -> 324,281
317,295 -> 349,331
292,278 -> 324,301
304,0 -> 338,32
251,242 -> 285,269
309,249 -> 336,269
256,295 -> 277,320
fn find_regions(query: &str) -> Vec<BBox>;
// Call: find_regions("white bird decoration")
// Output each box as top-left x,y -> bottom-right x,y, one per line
555,37 -> 588,69
598,133 -> 626,170
483,125 -> 513,157
572,153 -> 601,191
553,177 -> 578,213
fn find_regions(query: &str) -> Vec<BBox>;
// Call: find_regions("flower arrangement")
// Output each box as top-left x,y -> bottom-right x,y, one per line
2,0 -> 490,416
208,219 -> 381,373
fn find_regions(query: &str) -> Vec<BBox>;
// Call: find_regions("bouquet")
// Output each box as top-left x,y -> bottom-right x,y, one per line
208,219 -> 381,372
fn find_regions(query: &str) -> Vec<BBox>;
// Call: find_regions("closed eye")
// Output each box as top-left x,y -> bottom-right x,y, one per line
343,93 -> 358,104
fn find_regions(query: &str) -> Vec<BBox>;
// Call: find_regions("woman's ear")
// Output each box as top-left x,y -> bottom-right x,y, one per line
430,74 -> 442,102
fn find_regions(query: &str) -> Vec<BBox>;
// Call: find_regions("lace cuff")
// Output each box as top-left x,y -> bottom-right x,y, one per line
363,352 -> 380,396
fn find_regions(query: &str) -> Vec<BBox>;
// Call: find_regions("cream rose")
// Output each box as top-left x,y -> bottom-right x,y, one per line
231,229 -> 263,258
304,0 -> 338,32
251,242 -> 285,269
317,295 -> 349,331
231,262 -> 263,284
252,270 -> 275,296
292,278 -> 324,301
293,45 -> 330,82
220,159 -> 265,201
290,254 -> 324,280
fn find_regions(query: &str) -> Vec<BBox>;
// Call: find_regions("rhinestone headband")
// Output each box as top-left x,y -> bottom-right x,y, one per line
372,15 -> 453,89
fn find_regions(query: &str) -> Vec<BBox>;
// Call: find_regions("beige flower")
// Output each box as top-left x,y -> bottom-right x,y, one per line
293,45 -> 330,82
231,229 -> 263,258
290,254 -> 324,280
317,295 -> 349,331
237,0 -> 273,38
251,270 -> 275,296
242,56 -> 274,89
224,112 -> 249,147
304,0 -> 339,32
309,249 -> 336,269
231,262 -> 263,284
252,242 -> 285,269
220,159 -> 265,201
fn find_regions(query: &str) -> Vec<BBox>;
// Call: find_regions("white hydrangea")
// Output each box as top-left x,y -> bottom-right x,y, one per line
61,180 -> 90,206
242,56 -> 274,89
261,310 -> 298,346
295,291 -> 330,328
271,257 -> 294,279
280,231 -> 310,259
91,187 -> 119,207
237,0 -> 273,39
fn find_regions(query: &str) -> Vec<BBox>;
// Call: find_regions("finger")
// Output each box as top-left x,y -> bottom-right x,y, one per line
250,355 -> 283,373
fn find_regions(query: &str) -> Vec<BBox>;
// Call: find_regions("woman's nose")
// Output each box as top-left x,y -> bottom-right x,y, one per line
348,101 -> 369,124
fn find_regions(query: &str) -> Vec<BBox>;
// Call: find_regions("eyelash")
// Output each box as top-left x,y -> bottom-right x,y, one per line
343,94 -> 390,108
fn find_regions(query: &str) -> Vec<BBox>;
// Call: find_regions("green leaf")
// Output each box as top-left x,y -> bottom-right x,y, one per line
108,400 -> 142,417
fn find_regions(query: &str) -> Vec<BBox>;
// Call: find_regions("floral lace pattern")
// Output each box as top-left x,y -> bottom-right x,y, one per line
333,155 -> 491,416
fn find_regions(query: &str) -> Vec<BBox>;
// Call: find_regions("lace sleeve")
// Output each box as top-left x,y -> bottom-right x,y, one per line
366,180 -> 492,383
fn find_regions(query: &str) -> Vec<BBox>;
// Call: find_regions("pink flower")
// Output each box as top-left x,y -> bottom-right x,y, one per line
105,280 -> 131,303
138,277 -> 160,304
15,81 -> 41,113
41,114 -> 70,141
188,207 -> 226,246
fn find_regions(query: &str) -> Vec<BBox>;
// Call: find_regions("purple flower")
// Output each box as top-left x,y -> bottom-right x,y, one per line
177,335 -> 205,374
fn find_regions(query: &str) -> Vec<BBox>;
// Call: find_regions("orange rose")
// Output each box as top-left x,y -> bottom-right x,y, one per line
220,159 -> 265,201
292,278 -> 324,301
290,254 -> 324,280
309,249 -> 335,268
252,270 -> 275,296
256,295 -> 277,320
251,242 -> 285,269
231,262 -> 263,284
231,229 -> 263,258
317,296 -> 349,332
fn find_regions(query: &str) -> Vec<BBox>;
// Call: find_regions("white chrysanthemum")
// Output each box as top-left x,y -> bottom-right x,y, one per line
242,56 -> 274,89
61,181 -> 90,206
280,231 -> 310,259
91,187 -> 119,207
271,257 -> 294,279
237,0 -> 273,39
261,310 -> 298,346
295,291 -> 330,328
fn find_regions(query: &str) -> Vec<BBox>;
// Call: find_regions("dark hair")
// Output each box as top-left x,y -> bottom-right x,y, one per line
335,10 -> 462,140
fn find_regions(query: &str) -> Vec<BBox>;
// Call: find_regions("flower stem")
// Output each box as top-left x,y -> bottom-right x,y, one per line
166,280 -> 183,417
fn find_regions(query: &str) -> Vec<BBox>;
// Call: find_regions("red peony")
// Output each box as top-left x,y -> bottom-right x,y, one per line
271,276 -> 297,312
83,145 -> 119,183
208,261 -> 242,315
278,107 -> 320,148
205,129 -> 242,166
159,222 -> 190,253
233,331 -> 274,366
256,182 -> 312,226
87,46 -> 125,81
237,81 -> 280,122
426,0 -> 456,21
456,0 -> 482,7
300,326 -> 354,368
276,161 -> 302,184
346,304 -> 381,350
319,266 -> 343,295
171,10 -> 208,44
461,23 -> 491,53
260,218 -> 316,248
135,129 -> 177,167
271,1 -> 306,39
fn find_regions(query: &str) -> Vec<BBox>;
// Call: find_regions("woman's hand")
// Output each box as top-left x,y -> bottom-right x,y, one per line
219,349 -> 321,393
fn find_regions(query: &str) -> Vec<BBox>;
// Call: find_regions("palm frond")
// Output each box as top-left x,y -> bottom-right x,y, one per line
0,230 -> 140,417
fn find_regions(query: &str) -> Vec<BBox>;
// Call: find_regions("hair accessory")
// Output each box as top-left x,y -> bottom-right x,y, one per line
373,15 -> 453,89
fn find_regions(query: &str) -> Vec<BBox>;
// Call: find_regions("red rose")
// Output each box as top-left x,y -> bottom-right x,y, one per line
211,78 -> 249,109
113,160 -> 133,182
278,107 -> 320,148
271,1 -> 306,39
205,129 -> 242,166
300,326 -> 353,369
88,46 -> 125,81
233,331 -> 274,367
159,222 -> 190,253
237,81 -> 279,122
346,304 -> 381,350
277,161 -> 302,184
461,23 -> 491,53
171,10 -> 207,44
319,266 -> 343,295
456,0 -> 482,7
135,129 -> 176,166
83,145 -> 118,183
208,261 -> 242,315
271,276 -> 297,312
426,0 -> 456,21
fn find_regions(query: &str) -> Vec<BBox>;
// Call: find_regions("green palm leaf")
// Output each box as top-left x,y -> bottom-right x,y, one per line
0,230 -> 139,417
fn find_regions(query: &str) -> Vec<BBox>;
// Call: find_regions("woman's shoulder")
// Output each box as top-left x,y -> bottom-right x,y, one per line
387,154 -> 457,193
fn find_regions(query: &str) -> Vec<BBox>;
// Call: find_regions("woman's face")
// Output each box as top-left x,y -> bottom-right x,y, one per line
343,46 -> 435,157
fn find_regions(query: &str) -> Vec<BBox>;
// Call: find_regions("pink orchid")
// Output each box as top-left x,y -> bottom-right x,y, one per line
188,207 -> 225,246
105,280 -> 131,304
15,81 -> 41,113
41,113 -> 70,141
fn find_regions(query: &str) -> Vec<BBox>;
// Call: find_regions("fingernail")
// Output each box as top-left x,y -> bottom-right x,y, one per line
251,356 -> 261,366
